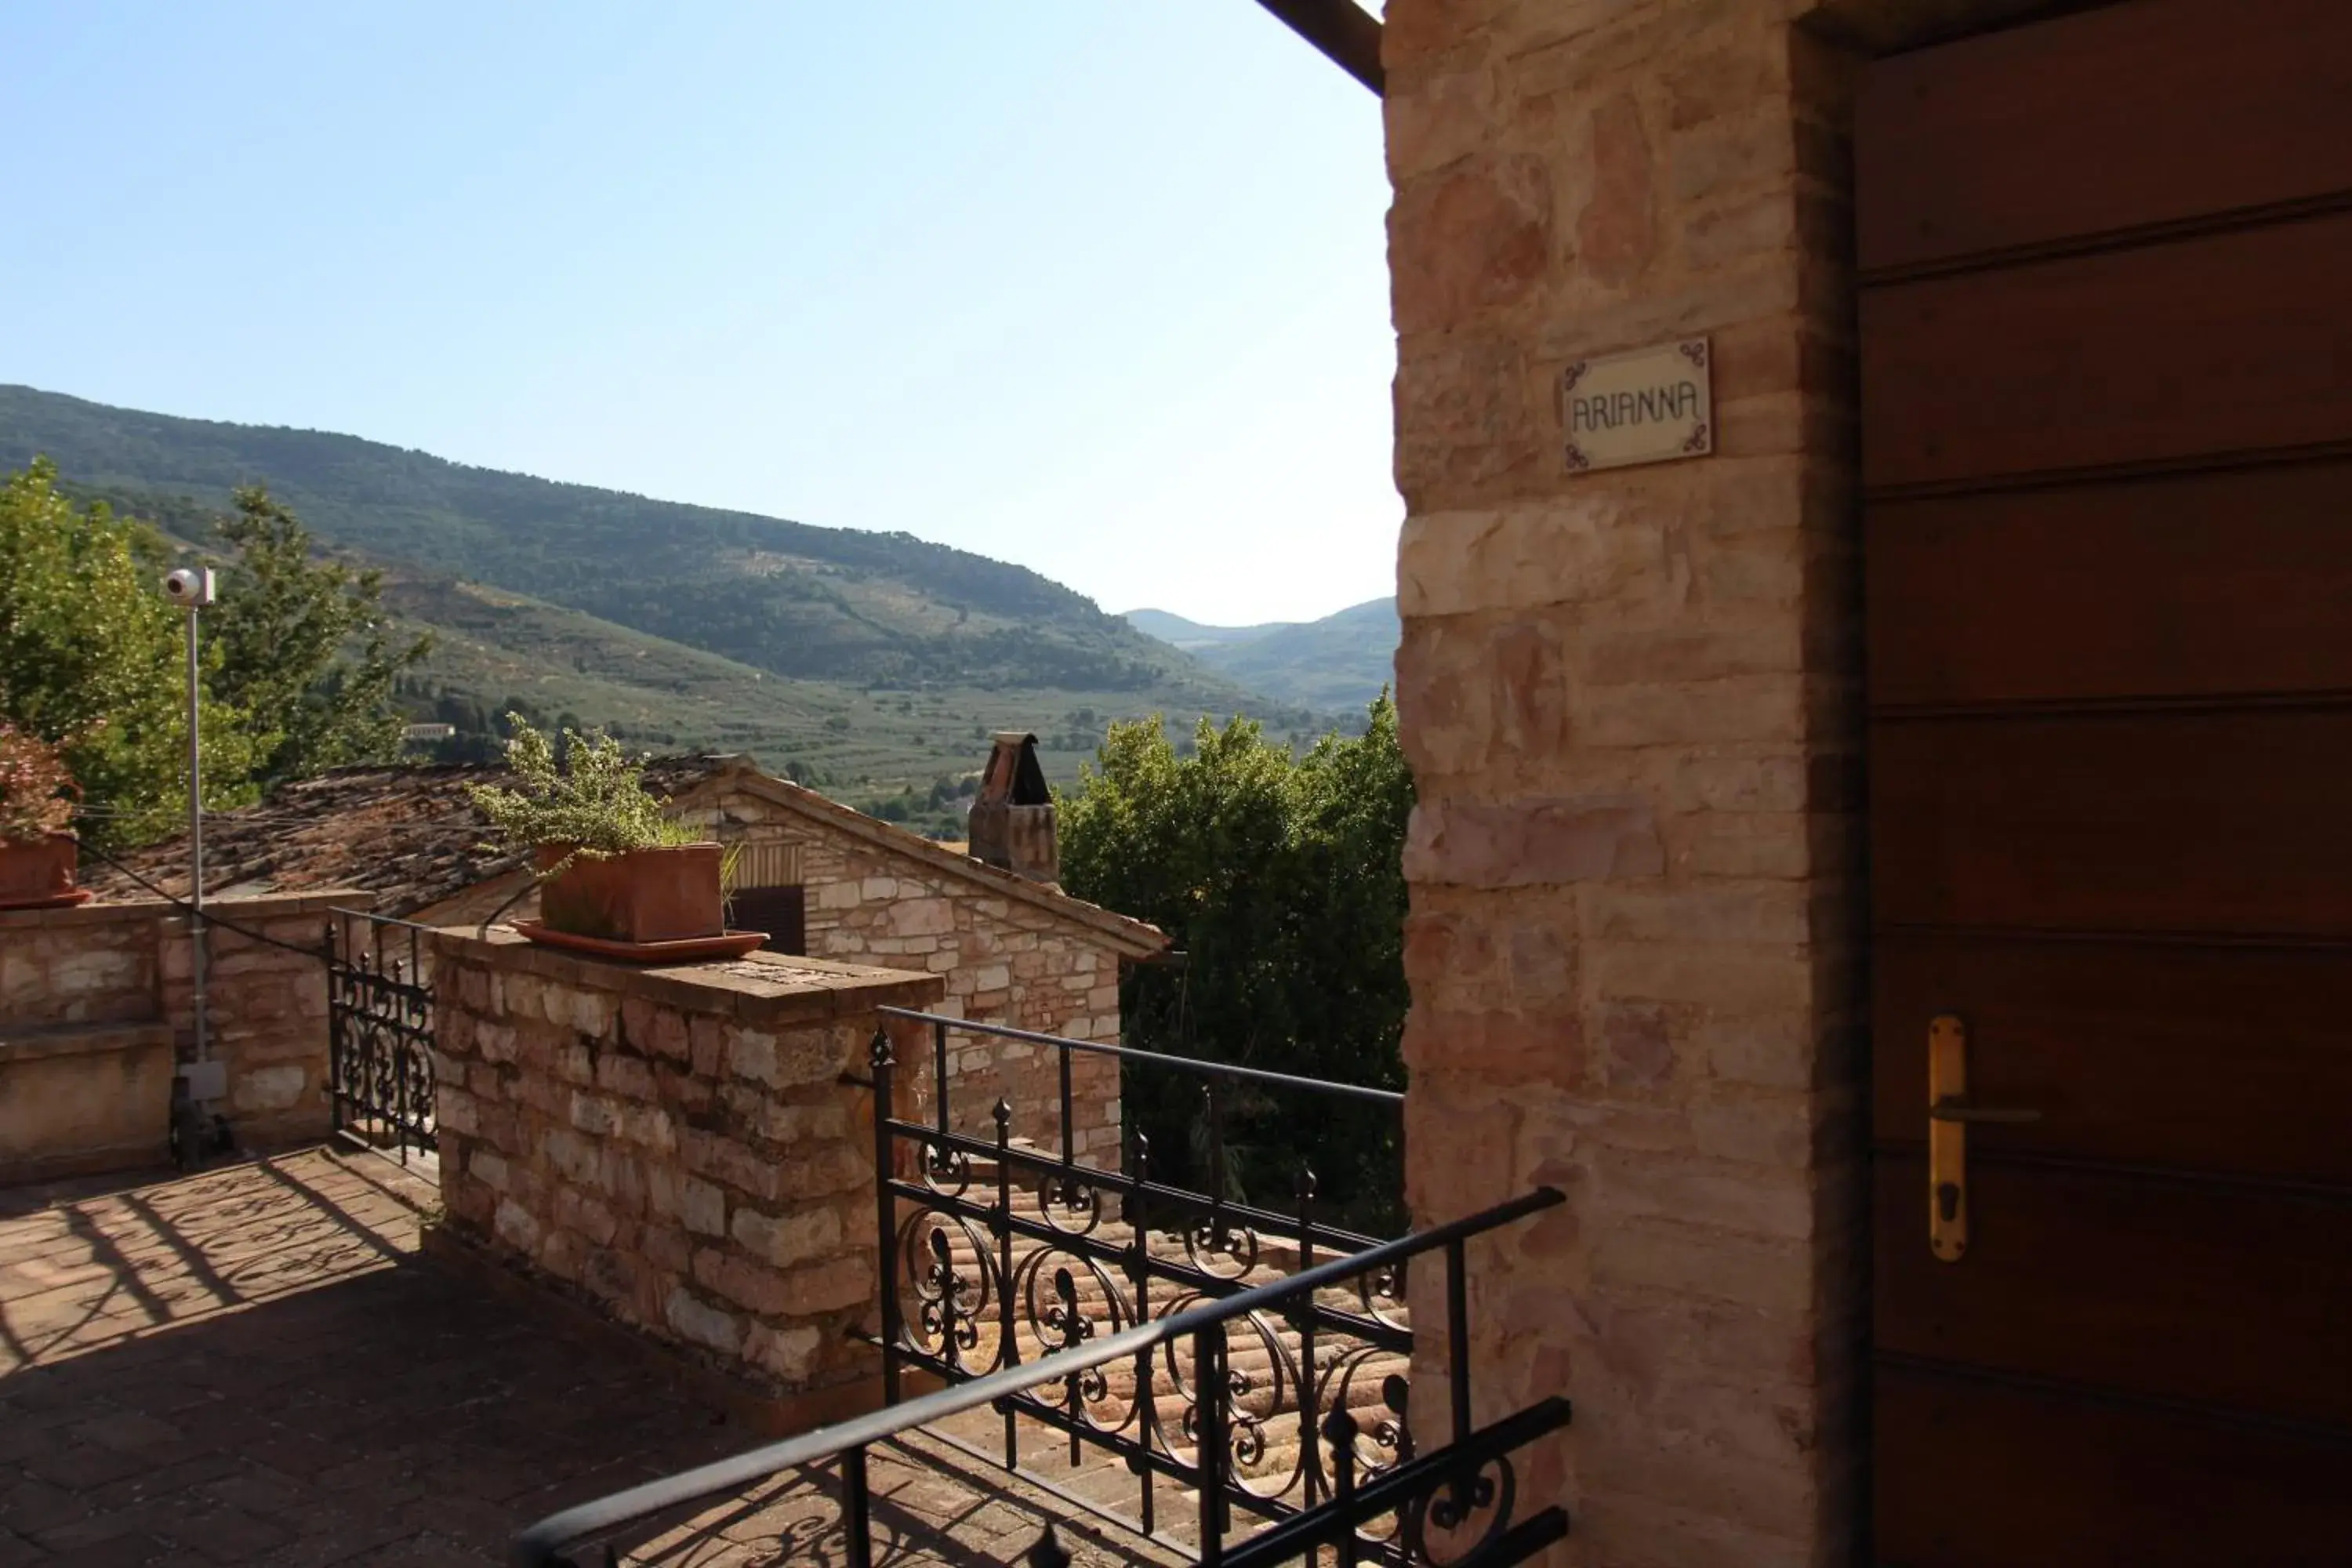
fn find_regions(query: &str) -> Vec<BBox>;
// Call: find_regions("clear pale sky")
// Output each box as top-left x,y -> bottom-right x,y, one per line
1,4 -> 1397,627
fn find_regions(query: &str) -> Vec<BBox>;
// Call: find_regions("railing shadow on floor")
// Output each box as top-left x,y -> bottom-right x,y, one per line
511,1183 -> 1572,1568
0,1152 -> 746,1561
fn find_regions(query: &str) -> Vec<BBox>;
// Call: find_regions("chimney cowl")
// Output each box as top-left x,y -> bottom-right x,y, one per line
968,731 -> 1058,887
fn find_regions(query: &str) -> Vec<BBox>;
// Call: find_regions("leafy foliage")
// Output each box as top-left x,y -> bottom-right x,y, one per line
0,461 -> 260,847
0,459 -> 431,847
206,487 -> 431,789
1058,694 -> 1414,1229
0,722 -> 79,844
469,714 -> 702,872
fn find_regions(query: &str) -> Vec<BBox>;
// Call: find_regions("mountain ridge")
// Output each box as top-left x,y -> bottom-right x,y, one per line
1123,597 -> 1398,713
0,383 -> 1226,696
1,383 -> 1341,826
1122,607 -> 1300,650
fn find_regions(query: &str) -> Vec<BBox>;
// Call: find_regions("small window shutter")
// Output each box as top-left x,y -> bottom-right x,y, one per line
735,840 -> 803,890
731,886 -> 807,956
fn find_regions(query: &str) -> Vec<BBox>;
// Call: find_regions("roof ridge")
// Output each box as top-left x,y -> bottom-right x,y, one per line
699,772 -> 1167,958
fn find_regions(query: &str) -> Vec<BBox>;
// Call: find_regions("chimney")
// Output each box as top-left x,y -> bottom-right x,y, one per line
968,732 -> 1058,886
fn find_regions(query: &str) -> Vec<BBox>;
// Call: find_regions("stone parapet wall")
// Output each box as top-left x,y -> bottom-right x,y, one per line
694,790 -> 1127,1165
0,902 -> 161,1030
426,927 -> 943,1404
1,891 -> 356,1178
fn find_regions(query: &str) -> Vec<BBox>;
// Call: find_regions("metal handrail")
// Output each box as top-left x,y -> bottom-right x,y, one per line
510,1185 -> 1563,1566
877,1005 -> 1406,1107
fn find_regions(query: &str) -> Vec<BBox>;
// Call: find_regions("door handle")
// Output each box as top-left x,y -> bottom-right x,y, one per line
1928,1014 -> 2037,1262
1929,1097 -> 2042,1126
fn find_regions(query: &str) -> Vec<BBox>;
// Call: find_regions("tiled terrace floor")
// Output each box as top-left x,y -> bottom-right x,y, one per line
0,1149 -> 1169,1568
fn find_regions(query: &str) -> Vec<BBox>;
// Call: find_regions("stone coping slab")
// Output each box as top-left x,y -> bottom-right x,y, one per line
0,887 -> 368,931
0,1018 -> 173,1065
430,923 -> 945,1027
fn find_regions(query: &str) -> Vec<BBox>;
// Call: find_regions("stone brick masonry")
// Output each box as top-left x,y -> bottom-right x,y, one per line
683,775 -> 1156,1166
426,926 -> 944,1406
1,891 -> 354,1180
1383,2 -> 2064,1563
1378,2 -> 1918,1564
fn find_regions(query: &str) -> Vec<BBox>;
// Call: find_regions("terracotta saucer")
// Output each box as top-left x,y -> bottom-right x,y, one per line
510,922 -> 769,964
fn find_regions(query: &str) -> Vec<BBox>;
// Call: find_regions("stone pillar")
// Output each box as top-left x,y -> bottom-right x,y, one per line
161,892 -> 350,1145
426,927 -> 944,1421
1385,3 -> 1866,1564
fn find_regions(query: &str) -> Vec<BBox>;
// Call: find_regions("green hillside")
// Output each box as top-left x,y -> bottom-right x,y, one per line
2,384 -> 1334,830
1123,608 -> 1294,651
0,383 -> 1254,697
386,572 -> 1264,819
1127,597 -> 1398,712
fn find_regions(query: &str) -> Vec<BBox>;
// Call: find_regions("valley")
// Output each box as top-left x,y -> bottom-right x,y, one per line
2,384 -> 1363,829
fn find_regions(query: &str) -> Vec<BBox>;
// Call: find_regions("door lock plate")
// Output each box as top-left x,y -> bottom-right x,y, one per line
1929,1014 -> 1969,1261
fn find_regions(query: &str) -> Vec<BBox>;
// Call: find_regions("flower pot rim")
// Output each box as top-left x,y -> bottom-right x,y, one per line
510,920 -> 768,963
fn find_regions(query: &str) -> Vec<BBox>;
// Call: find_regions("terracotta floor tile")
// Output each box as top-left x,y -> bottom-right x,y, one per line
3,1152 -> 1181,1568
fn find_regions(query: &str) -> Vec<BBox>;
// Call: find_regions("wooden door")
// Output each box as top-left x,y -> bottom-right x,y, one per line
1857,2 -> 2352,1560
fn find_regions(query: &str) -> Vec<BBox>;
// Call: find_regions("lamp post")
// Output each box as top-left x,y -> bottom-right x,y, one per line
164,567 -> 220,1104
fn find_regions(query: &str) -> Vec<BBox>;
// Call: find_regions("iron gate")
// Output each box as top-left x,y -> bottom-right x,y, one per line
325,909 -> 437,1164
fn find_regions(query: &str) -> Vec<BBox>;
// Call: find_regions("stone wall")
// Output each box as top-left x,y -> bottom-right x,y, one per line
165,897 -> 354,1144
1,891 -> 355,1179
689,786 -> 1131,1166
1381,2 -> 1897,1563
1,902 -> 161,1031
426,927 -> 943,1407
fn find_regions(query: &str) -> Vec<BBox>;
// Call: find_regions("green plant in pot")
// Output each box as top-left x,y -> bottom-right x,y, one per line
470,717 -> 750,951
0,723 -> 90,909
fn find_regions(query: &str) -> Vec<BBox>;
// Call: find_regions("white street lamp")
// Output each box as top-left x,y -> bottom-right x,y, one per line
162,567 -> 224,1110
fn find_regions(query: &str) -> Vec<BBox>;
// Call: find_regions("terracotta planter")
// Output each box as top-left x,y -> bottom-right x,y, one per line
535,842 -> 724,945
0,833 -> 89,910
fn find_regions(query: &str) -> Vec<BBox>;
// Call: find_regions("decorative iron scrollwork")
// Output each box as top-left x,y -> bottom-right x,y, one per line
1037,1167 -> 1104,1236
858,1005 -> 1558,1568
897,1208 -> 996,1376
325,916 -> 437,1163
921,1139 -> 973,1196
1401,1451 -> 1519,1568
887,1167 -> 1417,1530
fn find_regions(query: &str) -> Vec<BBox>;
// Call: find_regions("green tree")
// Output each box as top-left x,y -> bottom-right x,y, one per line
2,463 -> 434,847
206,486 -> 431,788
0,462 -> 260,847
1058,694 -> 1413,1229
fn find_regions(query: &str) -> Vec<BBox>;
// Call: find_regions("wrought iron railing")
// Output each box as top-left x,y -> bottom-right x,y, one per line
865,1009 -> 1497,1561
510,1185 -> 1570,1568
324,908 -> 437,1164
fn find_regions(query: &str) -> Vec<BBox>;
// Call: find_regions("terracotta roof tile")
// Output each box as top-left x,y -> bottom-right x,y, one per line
82,757 -> 734,918
85,757 -> 1170,959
